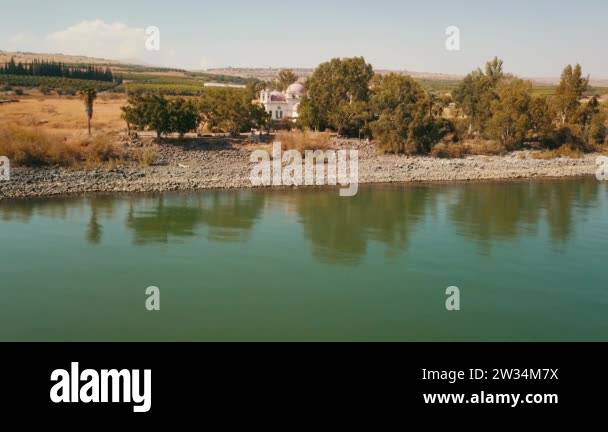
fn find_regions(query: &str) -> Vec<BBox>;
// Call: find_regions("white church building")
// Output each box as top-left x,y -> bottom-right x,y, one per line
259,82 -> 305,122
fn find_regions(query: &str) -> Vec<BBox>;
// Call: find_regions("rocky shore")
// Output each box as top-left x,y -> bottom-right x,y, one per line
0,139 -> 602,200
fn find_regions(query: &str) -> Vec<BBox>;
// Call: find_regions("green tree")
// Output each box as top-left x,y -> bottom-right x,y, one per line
120,93 -> 172,139
299,57 -> 374,134
168,98 -> 199,138
529,96 -> 553,139
576,96 -> 607,148
586,110 -> 607,147
145,94 -> 172,139
486,78 -> 533,150
79,88 -> 97,136
245,79 -> 268,101
452,57 -> 505,135
275,69 -> 298,91
249,103 -> 272,134
552,64 -> 589,126
329,100 -> 372,138
121,93 -> 149,132
370,74 -> 445,154
199,88 -> 255,136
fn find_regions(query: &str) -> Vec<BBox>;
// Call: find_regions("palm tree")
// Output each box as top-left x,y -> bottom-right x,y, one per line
79,88 -> 97,136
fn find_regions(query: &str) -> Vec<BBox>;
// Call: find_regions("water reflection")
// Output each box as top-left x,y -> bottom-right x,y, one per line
448,179 -> 599,253
126,192 -> 266,245
87,197 -> 117,245
288,187 -> 432,264
0,179 -> 602,263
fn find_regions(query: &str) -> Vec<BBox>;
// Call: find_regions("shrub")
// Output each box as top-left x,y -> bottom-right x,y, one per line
168,98 -> 199,138
131,145 -> 159,167
431,142 -> 470,158
123,93 -> 202,139
0,125 -> 79,166
370,74 -> 452,154
532,145 -> 583,159
0,125 -> 135,168
467,139 -> 507,156
78,136 -> 122,164
276,130 -> 332,152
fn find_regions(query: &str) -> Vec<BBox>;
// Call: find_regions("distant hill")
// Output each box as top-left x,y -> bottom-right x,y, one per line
0,51 -> 121,66
2,51 -> 606,89
204,67 -> 608,88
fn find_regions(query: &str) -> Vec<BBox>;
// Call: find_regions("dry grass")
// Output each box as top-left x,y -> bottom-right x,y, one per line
0,94 -> 148,168
431,142 -> 470,158
431,139 -> 507,158
131,145 -> 159,167
0,124 -> 156,168
532,145 -> 584,160
275,130 -> 332,152
466,139 -> 507,156
0,125 -> 80,166
0,94 -> 127,136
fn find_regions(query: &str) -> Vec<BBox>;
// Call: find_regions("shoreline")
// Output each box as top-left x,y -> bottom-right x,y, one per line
0,140 -> 602,200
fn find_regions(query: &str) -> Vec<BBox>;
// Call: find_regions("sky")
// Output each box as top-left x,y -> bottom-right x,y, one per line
1,0 -> 607,78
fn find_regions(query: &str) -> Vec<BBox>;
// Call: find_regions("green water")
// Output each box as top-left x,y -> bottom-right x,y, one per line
1,178 -> 607,341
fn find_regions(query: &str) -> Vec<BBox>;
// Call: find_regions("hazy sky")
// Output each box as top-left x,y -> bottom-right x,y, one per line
1,0 -> 607,78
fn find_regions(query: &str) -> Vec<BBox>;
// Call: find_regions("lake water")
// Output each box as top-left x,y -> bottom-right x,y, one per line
1,178 -> 607,341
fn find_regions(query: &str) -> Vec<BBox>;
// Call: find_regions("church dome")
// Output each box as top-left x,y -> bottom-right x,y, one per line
287,82 -> 305,95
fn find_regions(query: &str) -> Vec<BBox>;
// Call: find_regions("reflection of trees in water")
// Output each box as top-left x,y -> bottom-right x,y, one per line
125,192 -> 266,245
0,197 -> 81,223
0,179 -> 600,256
0,201 -> 35,223
86,196 -> 116,245
291,187 -> 432,264
448,178 -> 599,253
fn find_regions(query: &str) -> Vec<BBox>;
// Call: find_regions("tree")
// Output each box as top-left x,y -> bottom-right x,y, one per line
199,88 -> 258,136
145,94 -> 172,139
486,78 -> 533,150
79,88 -> 97,136
452,57 -> 505,134
576,96 -> 607,148
370,74 -> 445,154
552,64 -> 589,126
484,57 -> 504,86
586,110 -> 607,147
121,94 -> 148,132
298,57 -> 374,134
329,100 -> 372,138
249,103 -> 272,134
120,93 -> 174,139
168,98 -> 199,138
245,79 -> 268,101
529,96 -> 553,139
275,69 -> 298,91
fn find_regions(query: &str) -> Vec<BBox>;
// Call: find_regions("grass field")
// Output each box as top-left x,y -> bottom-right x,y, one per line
0,93 -> 160,168
0,75 -> 120,93
0,93 -> 127,137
